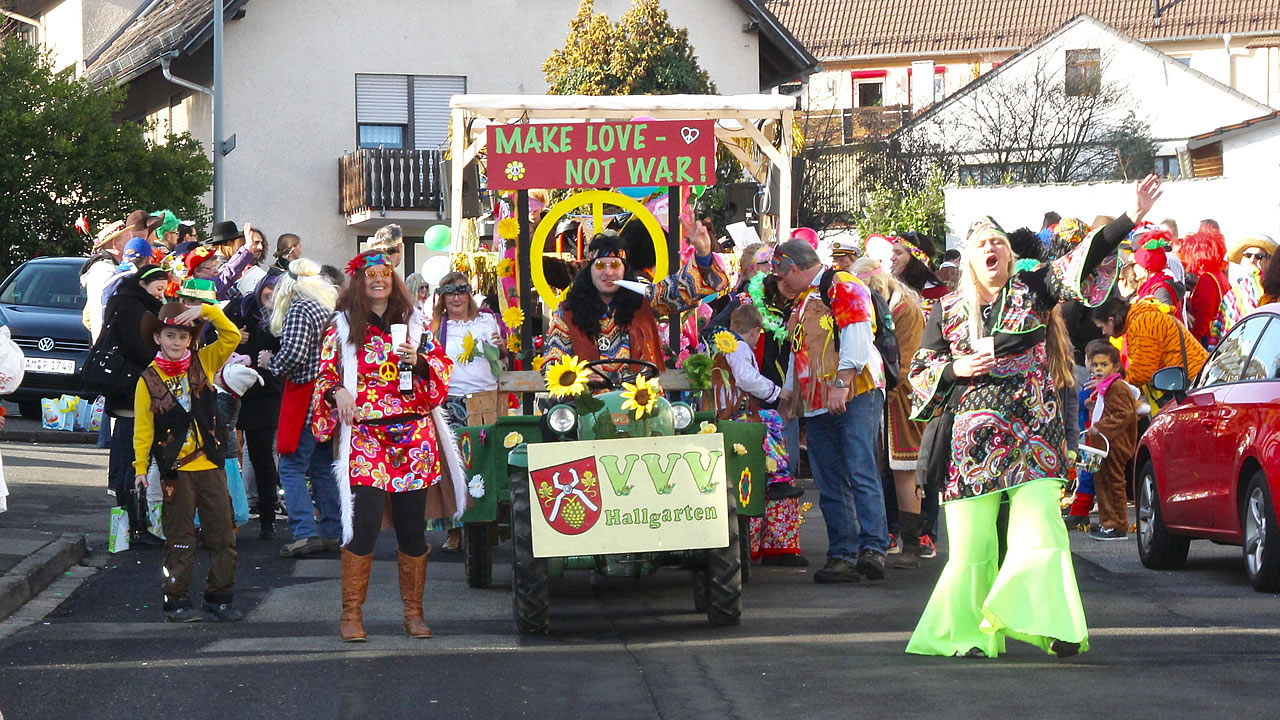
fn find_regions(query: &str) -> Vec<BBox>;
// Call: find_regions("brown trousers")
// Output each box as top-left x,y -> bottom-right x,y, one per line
160,467 -> 238,605
1093,456 -> 1130,532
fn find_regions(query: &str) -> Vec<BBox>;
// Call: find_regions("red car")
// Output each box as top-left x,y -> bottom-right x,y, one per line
1136,302 -> 1280,592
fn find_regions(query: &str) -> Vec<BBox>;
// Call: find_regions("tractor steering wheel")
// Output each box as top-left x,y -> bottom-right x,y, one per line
583,358 -> 661,391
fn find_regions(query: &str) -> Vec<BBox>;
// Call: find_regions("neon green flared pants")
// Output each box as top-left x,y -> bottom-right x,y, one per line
906,479 -> 1089,658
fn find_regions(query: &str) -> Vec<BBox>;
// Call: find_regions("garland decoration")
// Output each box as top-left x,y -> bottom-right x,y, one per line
748,272 -> 789,342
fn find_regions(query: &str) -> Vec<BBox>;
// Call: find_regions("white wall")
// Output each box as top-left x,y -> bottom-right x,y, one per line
1221,119 -> 1280,184
944,177 -> 1280,251
217,0 -> 759,268
41,0 -> 83,73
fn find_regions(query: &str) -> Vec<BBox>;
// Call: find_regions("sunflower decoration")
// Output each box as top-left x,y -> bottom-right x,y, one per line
620,374 -> 663,420
502,305 -> 525,330
712,330 -> 739,355
456,332 -> 477,364
531,354 -> 547,372
506,334 -> 522,354
504,161 -> 526,183
543,355 -> 590,399
497,217 -> 520,240
497,258 -> 514,278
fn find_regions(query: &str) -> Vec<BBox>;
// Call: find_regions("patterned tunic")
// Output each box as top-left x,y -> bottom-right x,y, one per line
312,318 -> 453,492
544,254 -> 728,367
909,218 -> 1128,503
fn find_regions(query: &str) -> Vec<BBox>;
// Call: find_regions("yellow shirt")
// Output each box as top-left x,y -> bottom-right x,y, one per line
132,304 -> 240,476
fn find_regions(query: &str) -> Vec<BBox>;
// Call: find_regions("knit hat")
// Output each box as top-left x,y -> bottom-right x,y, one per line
218,363 -> 262,398
1227,232 -> 1278,264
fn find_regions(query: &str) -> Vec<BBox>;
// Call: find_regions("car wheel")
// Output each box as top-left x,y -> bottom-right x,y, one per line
18,401 -> 40,420
1136,460 -> 1190,570
1242,471 -> 1280,592
510,470 -> 550,634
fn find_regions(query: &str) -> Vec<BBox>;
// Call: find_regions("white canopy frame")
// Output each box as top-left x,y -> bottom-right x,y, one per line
447,94 -> 797,247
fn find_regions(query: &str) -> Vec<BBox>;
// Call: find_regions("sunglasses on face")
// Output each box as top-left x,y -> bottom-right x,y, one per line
437,282 -> 471,296
593,258 -> 625,272
364,266 -> 393,279
1243,252 -> 1271,261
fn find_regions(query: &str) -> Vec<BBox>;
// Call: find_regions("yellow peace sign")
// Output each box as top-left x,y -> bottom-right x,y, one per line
378,362 -> 399,383
531,190 -> 669,310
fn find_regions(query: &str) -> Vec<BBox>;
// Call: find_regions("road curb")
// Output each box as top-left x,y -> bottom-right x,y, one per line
0,430 -> 99,445
0,534 -> 88,621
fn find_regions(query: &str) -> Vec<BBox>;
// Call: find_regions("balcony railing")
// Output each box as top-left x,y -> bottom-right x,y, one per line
339,148 -> 444,215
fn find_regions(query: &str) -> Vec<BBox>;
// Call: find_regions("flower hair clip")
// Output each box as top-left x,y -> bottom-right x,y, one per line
345,252 -> 390,276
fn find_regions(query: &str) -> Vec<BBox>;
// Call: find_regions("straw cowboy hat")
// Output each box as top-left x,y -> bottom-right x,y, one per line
1226,233 -> 1278,264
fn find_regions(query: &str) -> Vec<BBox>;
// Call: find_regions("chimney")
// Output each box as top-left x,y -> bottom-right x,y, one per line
1153,0 -> 1162,28
911,61 -> 936,112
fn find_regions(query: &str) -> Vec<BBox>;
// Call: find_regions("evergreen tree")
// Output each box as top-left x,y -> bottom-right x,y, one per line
0,38 -> 212,273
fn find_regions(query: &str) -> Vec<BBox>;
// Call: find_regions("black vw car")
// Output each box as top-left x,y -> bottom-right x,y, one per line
0,257 -> 92,417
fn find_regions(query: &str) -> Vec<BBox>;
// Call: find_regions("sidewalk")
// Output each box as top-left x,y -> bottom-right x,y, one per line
0,442 -> 111,627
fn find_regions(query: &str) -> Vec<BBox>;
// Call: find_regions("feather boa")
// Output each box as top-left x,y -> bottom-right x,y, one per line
330,311 -> 468,545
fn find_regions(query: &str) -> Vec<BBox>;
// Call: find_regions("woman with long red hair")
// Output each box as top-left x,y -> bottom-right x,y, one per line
311,250 -> 466,642
1179,229 -> 1229,348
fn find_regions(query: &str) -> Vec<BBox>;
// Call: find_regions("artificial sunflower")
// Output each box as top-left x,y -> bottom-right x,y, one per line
502,305 -> 525,330
713,330 -> 738,354
543,355 -> 590,399
497,217 -> 520,240
456,332 -> 477,364
506,334 -> 522,353
531,354 -> 547,372
620,375 -> 663,420
497,258 -> 514,278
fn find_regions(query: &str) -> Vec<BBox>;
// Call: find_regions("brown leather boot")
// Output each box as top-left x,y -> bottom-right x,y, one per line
340,549 -> 373,642
893,512 -> 922,569
398,549 -> 432,638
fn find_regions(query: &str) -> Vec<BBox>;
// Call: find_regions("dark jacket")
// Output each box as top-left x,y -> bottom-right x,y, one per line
140,361 -> 226,477
100,276 -> 163,415
225,300 -> 283,431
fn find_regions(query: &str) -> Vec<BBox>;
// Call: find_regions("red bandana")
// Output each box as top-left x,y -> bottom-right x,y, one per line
154,350 -> 192,377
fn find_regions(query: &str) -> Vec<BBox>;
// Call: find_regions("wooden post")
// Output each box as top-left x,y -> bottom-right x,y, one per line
517,189 -> 534,414
666,185 -> 681,359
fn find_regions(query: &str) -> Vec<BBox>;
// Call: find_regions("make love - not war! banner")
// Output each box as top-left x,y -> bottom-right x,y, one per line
525,434 -> 729,558
487,119 -> 717,191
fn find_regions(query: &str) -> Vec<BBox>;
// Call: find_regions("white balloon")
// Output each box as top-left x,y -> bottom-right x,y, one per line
421,255 -> 452,285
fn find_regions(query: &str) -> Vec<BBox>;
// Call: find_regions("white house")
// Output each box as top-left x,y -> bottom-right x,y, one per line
8,0 -> 816,269
899,14 -> 1276,185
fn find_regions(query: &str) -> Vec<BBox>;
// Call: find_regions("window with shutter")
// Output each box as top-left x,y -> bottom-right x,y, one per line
356,74 -> 409,148
412,75 -> 466,150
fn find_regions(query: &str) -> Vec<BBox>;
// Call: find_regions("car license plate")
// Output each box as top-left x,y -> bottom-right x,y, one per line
24,357 -> 76,375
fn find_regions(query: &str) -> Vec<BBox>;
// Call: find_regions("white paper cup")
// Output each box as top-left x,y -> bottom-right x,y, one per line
389,323 -> 408,348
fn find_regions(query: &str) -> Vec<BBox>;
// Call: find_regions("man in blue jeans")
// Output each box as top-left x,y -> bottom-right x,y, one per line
276,424 -> 342,556
773,238 -> 889,583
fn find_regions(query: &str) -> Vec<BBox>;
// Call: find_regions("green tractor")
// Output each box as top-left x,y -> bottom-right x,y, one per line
455,360 -> 767,634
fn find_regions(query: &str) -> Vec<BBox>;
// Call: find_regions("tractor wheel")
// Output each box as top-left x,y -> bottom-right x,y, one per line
691,566 -> 709,614
463,523 -> 493,589
510,470 -> 550,634
738,515 -> 753,584
704,498 -> 742,627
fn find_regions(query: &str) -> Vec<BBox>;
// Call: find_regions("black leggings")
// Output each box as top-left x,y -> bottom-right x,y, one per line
243,427 -> 279,526
345,485 -> 427,557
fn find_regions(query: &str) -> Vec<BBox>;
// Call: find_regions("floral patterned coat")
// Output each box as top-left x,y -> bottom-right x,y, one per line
311,315 -> 453,491
909,217 -> 1131,502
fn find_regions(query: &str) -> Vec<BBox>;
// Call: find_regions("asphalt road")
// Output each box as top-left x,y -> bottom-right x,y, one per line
0,441 -> 1277,719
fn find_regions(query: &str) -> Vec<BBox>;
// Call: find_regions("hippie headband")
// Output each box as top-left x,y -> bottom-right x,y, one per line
435,281 -> 472,296
895,237 -> 932,267
345,252 -> 391,276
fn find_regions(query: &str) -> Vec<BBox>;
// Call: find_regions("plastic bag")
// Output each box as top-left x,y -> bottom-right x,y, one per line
0,326 -> 24,395
194,460 -> 249,528
76,396 -> 104,432
108,507 -> 130,553
41,398 -> 61,430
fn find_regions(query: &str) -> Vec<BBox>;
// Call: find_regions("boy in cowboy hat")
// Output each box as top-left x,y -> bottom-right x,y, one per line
133,299 -> 244,622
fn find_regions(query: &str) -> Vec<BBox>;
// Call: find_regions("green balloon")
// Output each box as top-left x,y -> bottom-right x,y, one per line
424,225 -> 451,251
